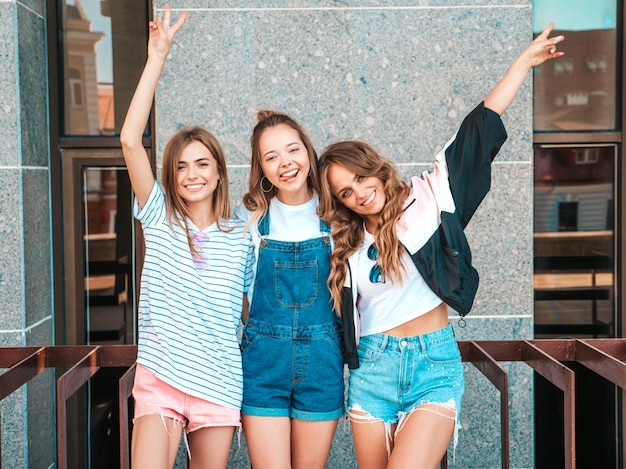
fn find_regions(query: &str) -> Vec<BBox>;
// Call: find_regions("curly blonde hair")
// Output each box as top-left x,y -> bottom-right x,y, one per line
242,110 -> 321,231
318,141 -> 409,314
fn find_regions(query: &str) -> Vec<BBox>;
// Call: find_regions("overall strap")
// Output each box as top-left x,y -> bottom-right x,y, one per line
319,217 -> 330,234
258,211 -> 270,237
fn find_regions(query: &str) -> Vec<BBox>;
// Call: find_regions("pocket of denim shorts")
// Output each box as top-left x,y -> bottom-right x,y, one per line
356,339 -> 384,363
424,339 -> 461,365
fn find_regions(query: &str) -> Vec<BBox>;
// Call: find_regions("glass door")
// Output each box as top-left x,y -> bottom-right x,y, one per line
83,166 -> 135,346
533,144 -> 616,338
61,148 -> 140,468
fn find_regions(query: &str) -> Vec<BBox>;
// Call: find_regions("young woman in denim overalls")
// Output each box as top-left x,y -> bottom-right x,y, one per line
236,111 -> 345,468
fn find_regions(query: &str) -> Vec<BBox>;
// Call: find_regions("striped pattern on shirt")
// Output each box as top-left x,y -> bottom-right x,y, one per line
134,183 -> 254,409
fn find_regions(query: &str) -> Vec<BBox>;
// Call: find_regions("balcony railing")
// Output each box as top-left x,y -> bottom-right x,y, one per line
2,339 -> 626,468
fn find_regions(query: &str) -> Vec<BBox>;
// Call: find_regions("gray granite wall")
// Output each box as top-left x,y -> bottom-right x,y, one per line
155,1 -> 534,467
0,0 -> 534,467
0,0 -> 54,468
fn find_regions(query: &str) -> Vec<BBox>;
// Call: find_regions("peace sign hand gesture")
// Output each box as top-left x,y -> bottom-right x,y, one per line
148,5 -> 188,61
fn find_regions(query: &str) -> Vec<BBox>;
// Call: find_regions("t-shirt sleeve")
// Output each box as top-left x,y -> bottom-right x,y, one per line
234,202 -> 252,223
134,181 -> 164,227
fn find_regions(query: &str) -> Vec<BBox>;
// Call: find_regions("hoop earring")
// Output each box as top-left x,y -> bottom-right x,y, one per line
261,176 -> 274,193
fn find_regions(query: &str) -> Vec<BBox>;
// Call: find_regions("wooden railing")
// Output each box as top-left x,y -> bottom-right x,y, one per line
3,340 -> 626,468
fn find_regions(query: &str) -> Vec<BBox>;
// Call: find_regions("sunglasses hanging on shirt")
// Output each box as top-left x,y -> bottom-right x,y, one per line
192,231 -> 210,270
367,243 -> 385,284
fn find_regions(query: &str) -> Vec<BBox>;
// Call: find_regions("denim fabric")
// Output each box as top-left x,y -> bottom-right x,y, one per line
241,214 -> 344,421
347,324 -> 464,423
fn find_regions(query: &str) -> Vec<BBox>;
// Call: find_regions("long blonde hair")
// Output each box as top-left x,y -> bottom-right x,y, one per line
161,126 -> 231,256
318,141 -> 408,314
242,110 -> 321,230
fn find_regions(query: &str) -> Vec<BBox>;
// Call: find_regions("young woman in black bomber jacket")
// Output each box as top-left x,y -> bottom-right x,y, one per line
317,24 -> 564,469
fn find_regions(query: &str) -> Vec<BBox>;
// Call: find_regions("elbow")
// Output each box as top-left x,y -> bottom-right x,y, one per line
119,128 -> 130,149
119,128 -> 141,152
119,125 -> 132,145
483,99 -> 506,117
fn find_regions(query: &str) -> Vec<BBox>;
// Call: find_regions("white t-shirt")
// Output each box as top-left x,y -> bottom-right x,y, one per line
135,183 -> 254,409
264,195 -> 322,241
356,230 -> 442,336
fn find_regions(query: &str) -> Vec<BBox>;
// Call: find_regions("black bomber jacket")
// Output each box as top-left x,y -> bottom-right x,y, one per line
340,102 -> 508,369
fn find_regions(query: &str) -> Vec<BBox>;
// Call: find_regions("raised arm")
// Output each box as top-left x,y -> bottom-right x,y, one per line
484,23 -> 564,116
119,6 -> 188,207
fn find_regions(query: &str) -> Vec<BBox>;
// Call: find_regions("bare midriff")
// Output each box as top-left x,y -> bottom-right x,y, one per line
383,302 -> 449,337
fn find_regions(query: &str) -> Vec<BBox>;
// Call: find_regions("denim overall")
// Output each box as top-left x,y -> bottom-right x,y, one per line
240,212 -> 345,421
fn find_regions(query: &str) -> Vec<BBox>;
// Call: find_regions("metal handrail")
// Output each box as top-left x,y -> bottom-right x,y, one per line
3,340 -> 626,468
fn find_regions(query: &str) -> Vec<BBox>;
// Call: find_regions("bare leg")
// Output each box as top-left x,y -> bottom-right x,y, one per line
187,426 -> 236,469
291,418 -> 338,469
242,415 -> 291,469
387,403 -> 456,469
131,415 -> 184,469
350,409 -> 395,469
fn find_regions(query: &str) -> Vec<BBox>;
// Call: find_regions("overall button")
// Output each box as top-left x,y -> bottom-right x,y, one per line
400,340 -> 408,347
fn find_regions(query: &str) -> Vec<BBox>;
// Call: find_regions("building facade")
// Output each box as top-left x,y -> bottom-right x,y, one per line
1,0 -> 623,467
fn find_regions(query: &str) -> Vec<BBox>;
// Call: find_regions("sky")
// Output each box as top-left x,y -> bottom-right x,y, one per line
68,0 -> 113,83
533,0 -> 616,32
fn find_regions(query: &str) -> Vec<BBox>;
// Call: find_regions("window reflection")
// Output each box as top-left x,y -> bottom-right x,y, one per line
533,1 -> 617,131
62,0 -> 147,136
533,145 -> 615,338
82,167 -> 135,345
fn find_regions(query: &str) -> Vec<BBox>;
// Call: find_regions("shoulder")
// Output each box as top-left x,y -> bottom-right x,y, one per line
135,182 -> 166,223
234,202 -> 251,221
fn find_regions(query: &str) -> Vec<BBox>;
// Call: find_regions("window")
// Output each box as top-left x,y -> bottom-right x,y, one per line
69,68 -> 84,108
532,1 -> 621,466
533,0 -> 618,131
61,0 -> 148,136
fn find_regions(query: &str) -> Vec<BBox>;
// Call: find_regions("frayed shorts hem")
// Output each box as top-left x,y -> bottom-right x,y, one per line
347,398 -> 457,426
242,404 -> 344,421
132,411 -> 241,431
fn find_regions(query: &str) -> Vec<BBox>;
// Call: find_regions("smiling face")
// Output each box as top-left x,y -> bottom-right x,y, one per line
175,140 -> 220,207
327,162 -> 386,230
259,123 -> 312,205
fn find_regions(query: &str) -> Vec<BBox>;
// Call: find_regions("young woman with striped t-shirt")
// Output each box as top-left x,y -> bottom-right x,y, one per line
120,7 -> 253,469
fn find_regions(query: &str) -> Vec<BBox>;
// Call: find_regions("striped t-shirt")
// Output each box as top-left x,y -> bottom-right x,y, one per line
134,183 -> 254,409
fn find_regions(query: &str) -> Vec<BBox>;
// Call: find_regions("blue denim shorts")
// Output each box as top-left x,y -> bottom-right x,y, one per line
240,319 -> 345,421
347,324 -> 464,424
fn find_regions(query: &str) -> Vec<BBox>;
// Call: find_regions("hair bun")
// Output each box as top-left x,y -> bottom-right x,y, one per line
256,109 -> 281,123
